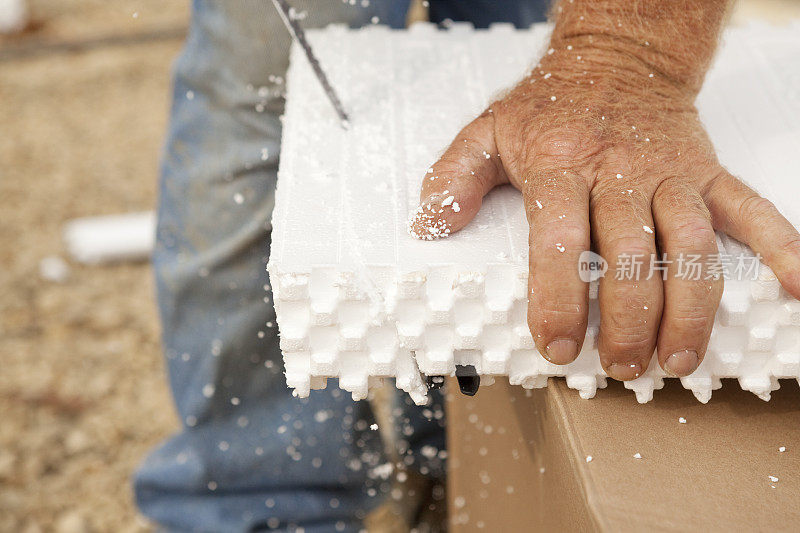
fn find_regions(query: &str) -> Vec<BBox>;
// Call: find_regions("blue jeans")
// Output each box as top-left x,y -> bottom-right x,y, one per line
134,1 -> 548,531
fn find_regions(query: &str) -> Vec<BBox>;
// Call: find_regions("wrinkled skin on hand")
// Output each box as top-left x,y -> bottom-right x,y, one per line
409,44 -> 800,381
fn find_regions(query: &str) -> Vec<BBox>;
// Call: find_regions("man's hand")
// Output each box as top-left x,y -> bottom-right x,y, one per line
409,0 -> 800,381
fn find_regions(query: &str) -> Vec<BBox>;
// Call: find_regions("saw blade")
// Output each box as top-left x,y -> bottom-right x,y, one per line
271,0 -> 350,127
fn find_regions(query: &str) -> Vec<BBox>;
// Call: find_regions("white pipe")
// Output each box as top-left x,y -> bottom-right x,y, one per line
63,211 -> 155,264
0,0 -> 27,34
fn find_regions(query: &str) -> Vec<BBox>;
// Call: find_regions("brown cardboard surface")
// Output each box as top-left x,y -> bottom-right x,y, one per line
447,378 -> 800,532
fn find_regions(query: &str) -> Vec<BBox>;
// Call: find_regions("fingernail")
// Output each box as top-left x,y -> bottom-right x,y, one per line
606,361 -> 643,381
663,350 -> 699,377
545,338 -> 579,364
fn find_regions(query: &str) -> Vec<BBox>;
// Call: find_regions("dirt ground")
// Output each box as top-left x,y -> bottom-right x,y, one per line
1,1 -> 799,532
1,1 -> 187,531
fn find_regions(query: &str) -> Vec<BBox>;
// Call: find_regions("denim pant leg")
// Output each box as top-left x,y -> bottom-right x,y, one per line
429,0 -> 550,28
132,2 -> 431,532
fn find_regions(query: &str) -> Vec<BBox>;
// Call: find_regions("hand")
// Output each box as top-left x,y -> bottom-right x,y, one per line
409,34 -> 800,381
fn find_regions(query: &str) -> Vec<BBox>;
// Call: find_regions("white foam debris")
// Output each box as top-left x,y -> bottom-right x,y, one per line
370,462 -> 394,479
678,417 -> 687,424
585,455 -> 593,463
769,475 -> 779,483
633,452 -> 642,459
420,445 -> 438,459
269,23 -> 800,405
39,255 -> 70,282
779,446 -> 786,453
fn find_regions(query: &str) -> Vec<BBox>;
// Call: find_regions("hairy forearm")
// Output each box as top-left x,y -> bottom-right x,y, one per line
546,0 -> 733,96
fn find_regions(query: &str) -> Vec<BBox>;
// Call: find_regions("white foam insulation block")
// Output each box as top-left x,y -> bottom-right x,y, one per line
268,21 -> 800,405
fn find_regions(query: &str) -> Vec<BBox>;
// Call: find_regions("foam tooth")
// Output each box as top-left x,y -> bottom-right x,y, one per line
453,272 -> 485,298
748,322 -> 777,352
483,349 -> 511,374
566,374 -> 598,399
517,375 -> 548,389
774,351 -> 800,378
512,271 -> 528,299
624,376 -> 657,404
739,375 -> 779,401
780,301 -> 800,326
511,326 -> 534,350
279,333 -> 308,353
284,351 -> 312,397
310,351 -> 338,376
339,353 -> 370,401
447,21 -> 475,32
681,376 -> 715,404
368,350 -> 396,375
719,290 -> 750,326
752,265 -> 781,301
275,272 -> 309,300
311,302 -> 336,326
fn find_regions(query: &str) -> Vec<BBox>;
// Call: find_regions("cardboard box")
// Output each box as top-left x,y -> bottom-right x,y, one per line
447,378 -> 800,531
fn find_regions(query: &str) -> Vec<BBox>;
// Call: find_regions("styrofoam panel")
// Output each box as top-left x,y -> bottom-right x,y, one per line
269,22 -> 800,405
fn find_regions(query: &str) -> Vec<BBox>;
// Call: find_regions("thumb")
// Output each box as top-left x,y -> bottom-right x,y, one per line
408,110 -> 508,240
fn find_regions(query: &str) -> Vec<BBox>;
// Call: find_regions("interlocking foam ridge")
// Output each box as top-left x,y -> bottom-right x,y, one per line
268,21 -> 800,405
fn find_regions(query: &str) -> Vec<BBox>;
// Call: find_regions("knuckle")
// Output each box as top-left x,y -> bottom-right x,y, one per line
604,235 -> 653,264
653,179 -> 687,204
601,330 -> 654,358
531,297 -> 586,323
535,130 -> 602,166
670,308 -> 713,334
529,221 -> 587,251
738,195 -> 776,225
536,131 -> 582,157
459,137 -> 489,159
601,289 -> 658,325
778,234 -> 800,257
667,218 -> 716,249
528,313 -> 586,342
603,304 -> 654,339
